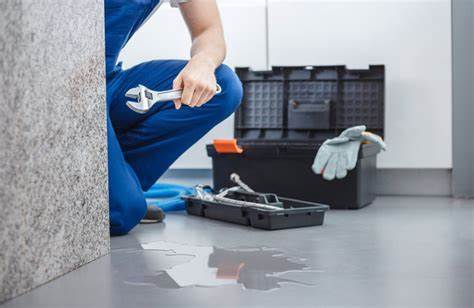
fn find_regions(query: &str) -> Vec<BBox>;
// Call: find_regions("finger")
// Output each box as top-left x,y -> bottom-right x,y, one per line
192,86 -> 206,108
312,146 -> 331,174
197,87 -> 215,107
173,99 -> 182,110
341,152 -> 350,170
199,89 -> 215,107
341,125 -> 366,138
326,136 -> 349,145
336,153 -> 348,179
204,88 -> 218,105
172,76 -> 183,110
323,154 -> 338,181
181,84 -> 195,107
347,143 -> 359,170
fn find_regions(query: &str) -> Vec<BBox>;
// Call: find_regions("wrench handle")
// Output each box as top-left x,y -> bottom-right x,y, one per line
157,84 -> 222,102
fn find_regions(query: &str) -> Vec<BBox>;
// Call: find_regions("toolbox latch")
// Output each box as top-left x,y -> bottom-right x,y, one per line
213,139 -> 244,154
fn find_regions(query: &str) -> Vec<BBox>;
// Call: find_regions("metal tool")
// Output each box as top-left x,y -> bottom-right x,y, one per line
230,173 -> 254,192
214,193 -> 283,211
194,185 -> 216,202
125,84 -> 222,114
192,177 -> 282,211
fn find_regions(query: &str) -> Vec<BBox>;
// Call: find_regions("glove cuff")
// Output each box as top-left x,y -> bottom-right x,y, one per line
361,132 -> 387,151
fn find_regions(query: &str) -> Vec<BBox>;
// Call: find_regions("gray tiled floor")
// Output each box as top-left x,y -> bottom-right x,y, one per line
4,197 -> 474,308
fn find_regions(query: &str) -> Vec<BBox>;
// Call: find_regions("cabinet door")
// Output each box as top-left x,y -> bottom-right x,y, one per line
268,0 -> 452,169
118,0 -> 267,169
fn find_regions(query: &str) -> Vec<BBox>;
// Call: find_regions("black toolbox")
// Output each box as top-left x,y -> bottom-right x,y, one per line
184,189 -> 329,230
208,65 -> 385,209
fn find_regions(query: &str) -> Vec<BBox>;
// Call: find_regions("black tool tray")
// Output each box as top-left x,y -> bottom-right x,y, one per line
184,189 -> 329,230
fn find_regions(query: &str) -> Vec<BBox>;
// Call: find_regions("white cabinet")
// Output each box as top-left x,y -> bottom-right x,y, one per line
118,0 -> 267,168
267,0 -> 452,168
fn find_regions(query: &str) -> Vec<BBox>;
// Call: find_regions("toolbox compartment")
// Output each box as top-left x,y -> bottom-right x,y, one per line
208,65 -> 385,209
184,190 -> 329,230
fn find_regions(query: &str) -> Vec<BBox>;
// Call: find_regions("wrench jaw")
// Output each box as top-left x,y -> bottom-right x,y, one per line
126,101 -> 149,114
125,85 -> 154,114
124,87 -> 140,100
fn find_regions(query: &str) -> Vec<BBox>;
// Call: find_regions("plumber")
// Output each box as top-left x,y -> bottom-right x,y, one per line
105,0 -> 242,235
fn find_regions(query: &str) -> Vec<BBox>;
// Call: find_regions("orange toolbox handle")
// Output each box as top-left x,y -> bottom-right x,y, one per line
213,139 -> 244,154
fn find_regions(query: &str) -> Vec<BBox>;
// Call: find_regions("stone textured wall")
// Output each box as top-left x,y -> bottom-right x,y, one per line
0,0 -> 109,302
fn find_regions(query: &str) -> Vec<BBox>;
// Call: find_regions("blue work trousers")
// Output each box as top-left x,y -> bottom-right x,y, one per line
107,60 -> 242,235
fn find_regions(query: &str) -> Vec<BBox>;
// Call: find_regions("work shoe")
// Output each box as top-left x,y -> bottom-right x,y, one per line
140,205 -> 166,224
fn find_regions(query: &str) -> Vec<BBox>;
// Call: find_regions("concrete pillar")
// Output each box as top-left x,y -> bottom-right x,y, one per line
452,0 -> 474,197
0,0 -> 109,302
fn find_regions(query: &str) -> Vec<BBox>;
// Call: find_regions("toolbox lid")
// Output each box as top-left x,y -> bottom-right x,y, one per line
233,65 -> 385,144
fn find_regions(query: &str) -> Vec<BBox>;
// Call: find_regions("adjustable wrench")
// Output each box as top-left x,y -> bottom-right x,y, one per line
125,84 -> 222,114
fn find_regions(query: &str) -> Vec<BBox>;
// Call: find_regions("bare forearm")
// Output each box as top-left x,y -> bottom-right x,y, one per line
173,0 -> 226,108
190,27 -> 226,70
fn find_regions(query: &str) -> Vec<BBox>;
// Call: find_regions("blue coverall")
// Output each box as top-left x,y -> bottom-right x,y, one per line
105,0 -> 243,235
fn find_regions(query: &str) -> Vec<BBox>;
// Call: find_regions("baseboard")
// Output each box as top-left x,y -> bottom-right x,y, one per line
162,168 -> 452,197
375,169 -> 451,196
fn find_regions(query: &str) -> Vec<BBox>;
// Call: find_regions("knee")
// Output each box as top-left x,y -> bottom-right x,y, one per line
109,191 -> 147,236
213,64 -> 243,118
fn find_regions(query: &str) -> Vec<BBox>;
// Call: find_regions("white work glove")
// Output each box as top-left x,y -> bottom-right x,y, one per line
312,125 -> 386,181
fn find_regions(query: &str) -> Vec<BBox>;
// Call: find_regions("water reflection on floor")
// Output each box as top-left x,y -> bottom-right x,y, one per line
116,241 -> 318,291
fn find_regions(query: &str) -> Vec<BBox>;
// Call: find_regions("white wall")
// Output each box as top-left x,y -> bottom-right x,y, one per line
268,0 -> 452,169
119,0 -> 452,169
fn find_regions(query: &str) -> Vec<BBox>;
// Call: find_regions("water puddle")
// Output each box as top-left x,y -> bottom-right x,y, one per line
118,241 -> 319,291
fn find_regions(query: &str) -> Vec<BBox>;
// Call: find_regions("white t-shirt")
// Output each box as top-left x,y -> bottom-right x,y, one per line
168,0 -> 188,7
